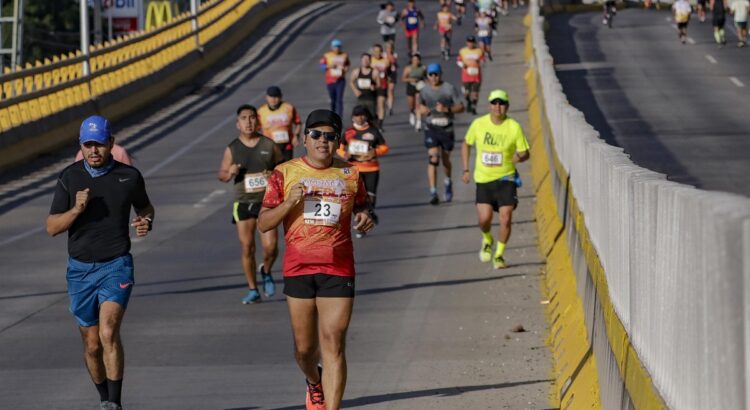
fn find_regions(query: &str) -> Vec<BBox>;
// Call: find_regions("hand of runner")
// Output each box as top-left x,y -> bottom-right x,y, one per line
361,147 -> 375,161
74,188 -> 90,214
462,171 -> 471,184
131,216 -> 150,237
436,102 -> 449,113
228,163 -> 242,177
353,211 -> 375,232
287,183 -> 305,206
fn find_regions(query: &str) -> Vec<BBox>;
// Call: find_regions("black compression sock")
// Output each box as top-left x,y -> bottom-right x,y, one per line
107,379 -> 123,405
95,381 -> 108,402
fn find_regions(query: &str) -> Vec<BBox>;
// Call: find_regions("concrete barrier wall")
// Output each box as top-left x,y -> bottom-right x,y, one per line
526,0 -> 750,408
0,0 -> 311,171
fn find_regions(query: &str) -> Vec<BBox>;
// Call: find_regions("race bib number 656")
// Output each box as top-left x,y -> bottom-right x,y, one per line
244,173 -> 268,193
304,196 -> 342,226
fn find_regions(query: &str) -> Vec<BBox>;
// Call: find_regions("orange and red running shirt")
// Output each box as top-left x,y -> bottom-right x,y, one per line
257,102 -> 301,145
263,157 -> 368,278
320,51 -> 350,85
458,47 -> 484,83
337,124 -> 389,173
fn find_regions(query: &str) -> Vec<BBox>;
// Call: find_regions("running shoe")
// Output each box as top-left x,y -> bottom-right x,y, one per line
355,231 -> 366,239
479,239 -> 493,263
305,379 -> 325,410
259,264 -> 276,297
242,289 -> 261,304
409,112 -> 416,126
103,402 -> 122,410
415,119 -> 422,131
493,255 -> 507,269
429,193 -> 440,205
444,180 -> 453,202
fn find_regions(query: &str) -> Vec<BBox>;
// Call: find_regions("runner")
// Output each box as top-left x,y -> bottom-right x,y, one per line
218,104 -> 282,304
697,0 -> 707,22
384,41 -> 399,117
672,0 -> 692,44
377,1 -> 399,44
349,53 -> 380,125
730,0 -> 750,46
258,86 -> 302,163
370,44 -> 391,129
457,35 -> 485,115
710,0 -> 728,46
75,143 -> 132,165
401,0 -> 425,56
47,115 -> 155,410
417,63 -> 465,205
402,52 -> 427,131
337,105 -> 389,238
436,3 -> 458,60
475,10 -> 494,61
461,90 -> 529,269
258,109 -> 375,410
455,0 -> 467,25
319,39 -> 350,116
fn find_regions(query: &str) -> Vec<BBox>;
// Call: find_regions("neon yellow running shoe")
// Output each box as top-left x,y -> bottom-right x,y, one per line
479,240 -> 493,263
493,255 -> 507,269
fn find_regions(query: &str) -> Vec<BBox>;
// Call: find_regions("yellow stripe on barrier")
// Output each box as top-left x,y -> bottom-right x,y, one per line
526,8 -> 667,409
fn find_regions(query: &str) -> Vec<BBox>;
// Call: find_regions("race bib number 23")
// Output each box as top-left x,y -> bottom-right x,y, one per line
303,196 -> 342,226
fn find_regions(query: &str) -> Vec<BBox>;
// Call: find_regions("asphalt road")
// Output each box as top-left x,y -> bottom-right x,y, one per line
547,7 -> 750,197
0,1 -> 551,409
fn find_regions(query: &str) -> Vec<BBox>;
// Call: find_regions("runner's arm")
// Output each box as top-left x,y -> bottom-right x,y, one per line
349,68 -> 362,97
272,144 -> 283,165
461,142 -> 472,183
218,146 -> 240,183
513,150 -> 530,163
47,177 -> 87,236
401,66 -> 411,82
258,173 -> 302,232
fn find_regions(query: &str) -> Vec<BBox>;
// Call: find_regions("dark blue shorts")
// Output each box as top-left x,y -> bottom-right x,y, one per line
424,127 -> 456,151
478,36 -> 492,45
67,254 -> 134,327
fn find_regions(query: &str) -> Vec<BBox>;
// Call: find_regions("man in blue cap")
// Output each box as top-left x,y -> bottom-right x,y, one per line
417,62 -> 465,205
319,39 -> 350,117
47,115 -> 155,410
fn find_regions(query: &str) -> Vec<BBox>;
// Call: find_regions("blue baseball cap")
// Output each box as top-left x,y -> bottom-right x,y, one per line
79,115 -> 112,144
427,63 -> 442,75
331,39 -> 342,48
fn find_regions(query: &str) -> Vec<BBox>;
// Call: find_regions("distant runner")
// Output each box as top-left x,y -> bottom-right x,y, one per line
218,104 -> 282,304
457,35 -> 485,115
710,0 -> 728,46
672,0 -> 692,44
377,1 -> 399,44
349,53 -> 380,124
320,39 -> 350,116
402,52 -> 427,131
371,44 -> 391,129
730,0 -> 750,46
258,86 -> 302,163
259,109 -> 374,410
436,3 -> 458,60
402,0 -> 425,55
461,90 -> 529,269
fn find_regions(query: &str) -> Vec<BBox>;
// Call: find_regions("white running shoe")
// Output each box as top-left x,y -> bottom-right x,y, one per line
409,112 -> 415,126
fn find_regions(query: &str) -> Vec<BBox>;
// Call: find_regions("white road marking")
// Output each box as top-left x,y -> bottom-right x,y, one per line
730,76 -> 745,87
194,189 -> 226,208
706,54 -> 717,64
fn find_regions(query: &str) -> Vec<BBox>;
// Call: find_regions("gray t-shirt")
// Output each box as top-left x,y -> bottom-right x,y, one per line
419,81 -> 463,132
378,9 -> 399,35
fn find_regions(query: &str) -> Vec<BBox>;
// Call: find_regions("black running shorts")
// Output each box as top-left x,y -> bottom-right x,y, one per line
284,274 -> 355,299
233,201 -> 260,222
424,127 -> 456,151
476,180 -> 518,211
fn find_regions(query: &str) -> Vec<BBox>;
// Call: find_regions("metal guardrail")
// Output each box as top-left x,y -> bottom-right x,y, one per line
0,0 -> 252,131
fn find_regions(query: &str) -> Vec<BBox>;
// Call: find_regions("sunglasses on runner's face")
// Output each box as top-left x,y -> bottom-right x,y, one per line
490,99 -> 508,106
306,129 -> 339,141
428,73 -> 440,77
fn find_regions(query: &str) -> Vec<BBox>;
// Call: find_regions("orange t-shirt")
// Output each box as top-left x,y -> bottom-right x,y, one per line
257,102 -> 301,145
320,51 -> 349,85
371,56 -> 391,89
437,11 -> 454,33
262,157 -> 368,277
458,47 -> 484,83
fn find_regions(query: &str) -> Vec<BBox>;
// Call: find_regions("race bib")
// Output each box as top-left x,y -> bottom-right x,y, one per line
272,130 -> 289,144
408,16 -> 418,25
303,196 -> 342,226
330,68 -> 343,78
430,117 -> 450,127
467,67 -> 479,76
244,172 -> 268,193
478,29 -> 490,37
481,151 -> 503,166
349,140 -> 370,155
415,80 -> 425,91
357,78 -> 372,89
385,16 -> 395,24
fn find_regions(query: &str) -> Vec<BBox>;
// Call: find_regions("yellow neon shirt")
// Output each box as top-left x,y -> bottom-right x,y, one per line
464,114 -> 530,183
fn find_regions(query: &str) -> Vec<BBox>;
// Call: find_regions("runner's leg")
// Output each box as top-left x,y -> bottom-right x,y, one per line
99,301 -> 125,405
80,326 -> 106,384
327,83 -> 337,113
260,228 -> 278,273
288,296 -> 321,383
498,205 -> 513,247
427,146 -> 440,191
237,219 -> 258,289
317,297 -> 354,410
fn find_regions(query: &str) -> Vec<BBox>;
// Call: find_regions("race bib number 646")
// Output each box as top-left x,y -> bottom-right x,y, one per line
481,151 -> 503,166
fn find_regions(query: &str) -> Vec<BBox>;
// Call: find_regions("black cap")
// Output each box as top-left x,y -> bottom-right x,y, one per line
466,35 -> 476,42
266,86 -> 282,97
305,109 -> 342,135
352,105 -> 372,118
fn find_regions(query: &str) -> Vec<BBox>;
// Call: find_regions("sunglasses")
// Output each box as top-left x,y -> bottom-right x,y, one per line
307,129 -> 339,141
428,72 -> 440,77
490,99 -> 508,105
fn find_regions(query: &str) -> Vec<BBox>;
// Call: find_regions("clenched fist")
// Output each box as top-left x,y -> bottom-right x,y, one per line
74,188 -> 90,214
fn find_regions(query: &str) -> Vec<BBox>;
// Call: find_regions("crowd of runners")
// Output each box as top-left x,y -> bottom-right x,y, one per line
46,1 -> 531,409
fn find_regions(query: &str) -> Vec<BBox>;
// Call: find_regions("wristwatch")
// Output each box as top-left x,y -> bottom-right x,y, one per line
144,217 -> 153,231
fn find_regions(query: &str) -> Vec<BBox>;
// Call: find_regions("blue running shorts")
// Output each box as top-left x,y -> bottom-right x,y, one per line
66,254 -> 134,327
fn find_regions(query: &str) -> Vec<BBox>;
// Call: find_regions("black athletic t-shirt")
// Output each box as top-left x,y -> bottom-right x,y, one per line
50,160 -> 151,262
